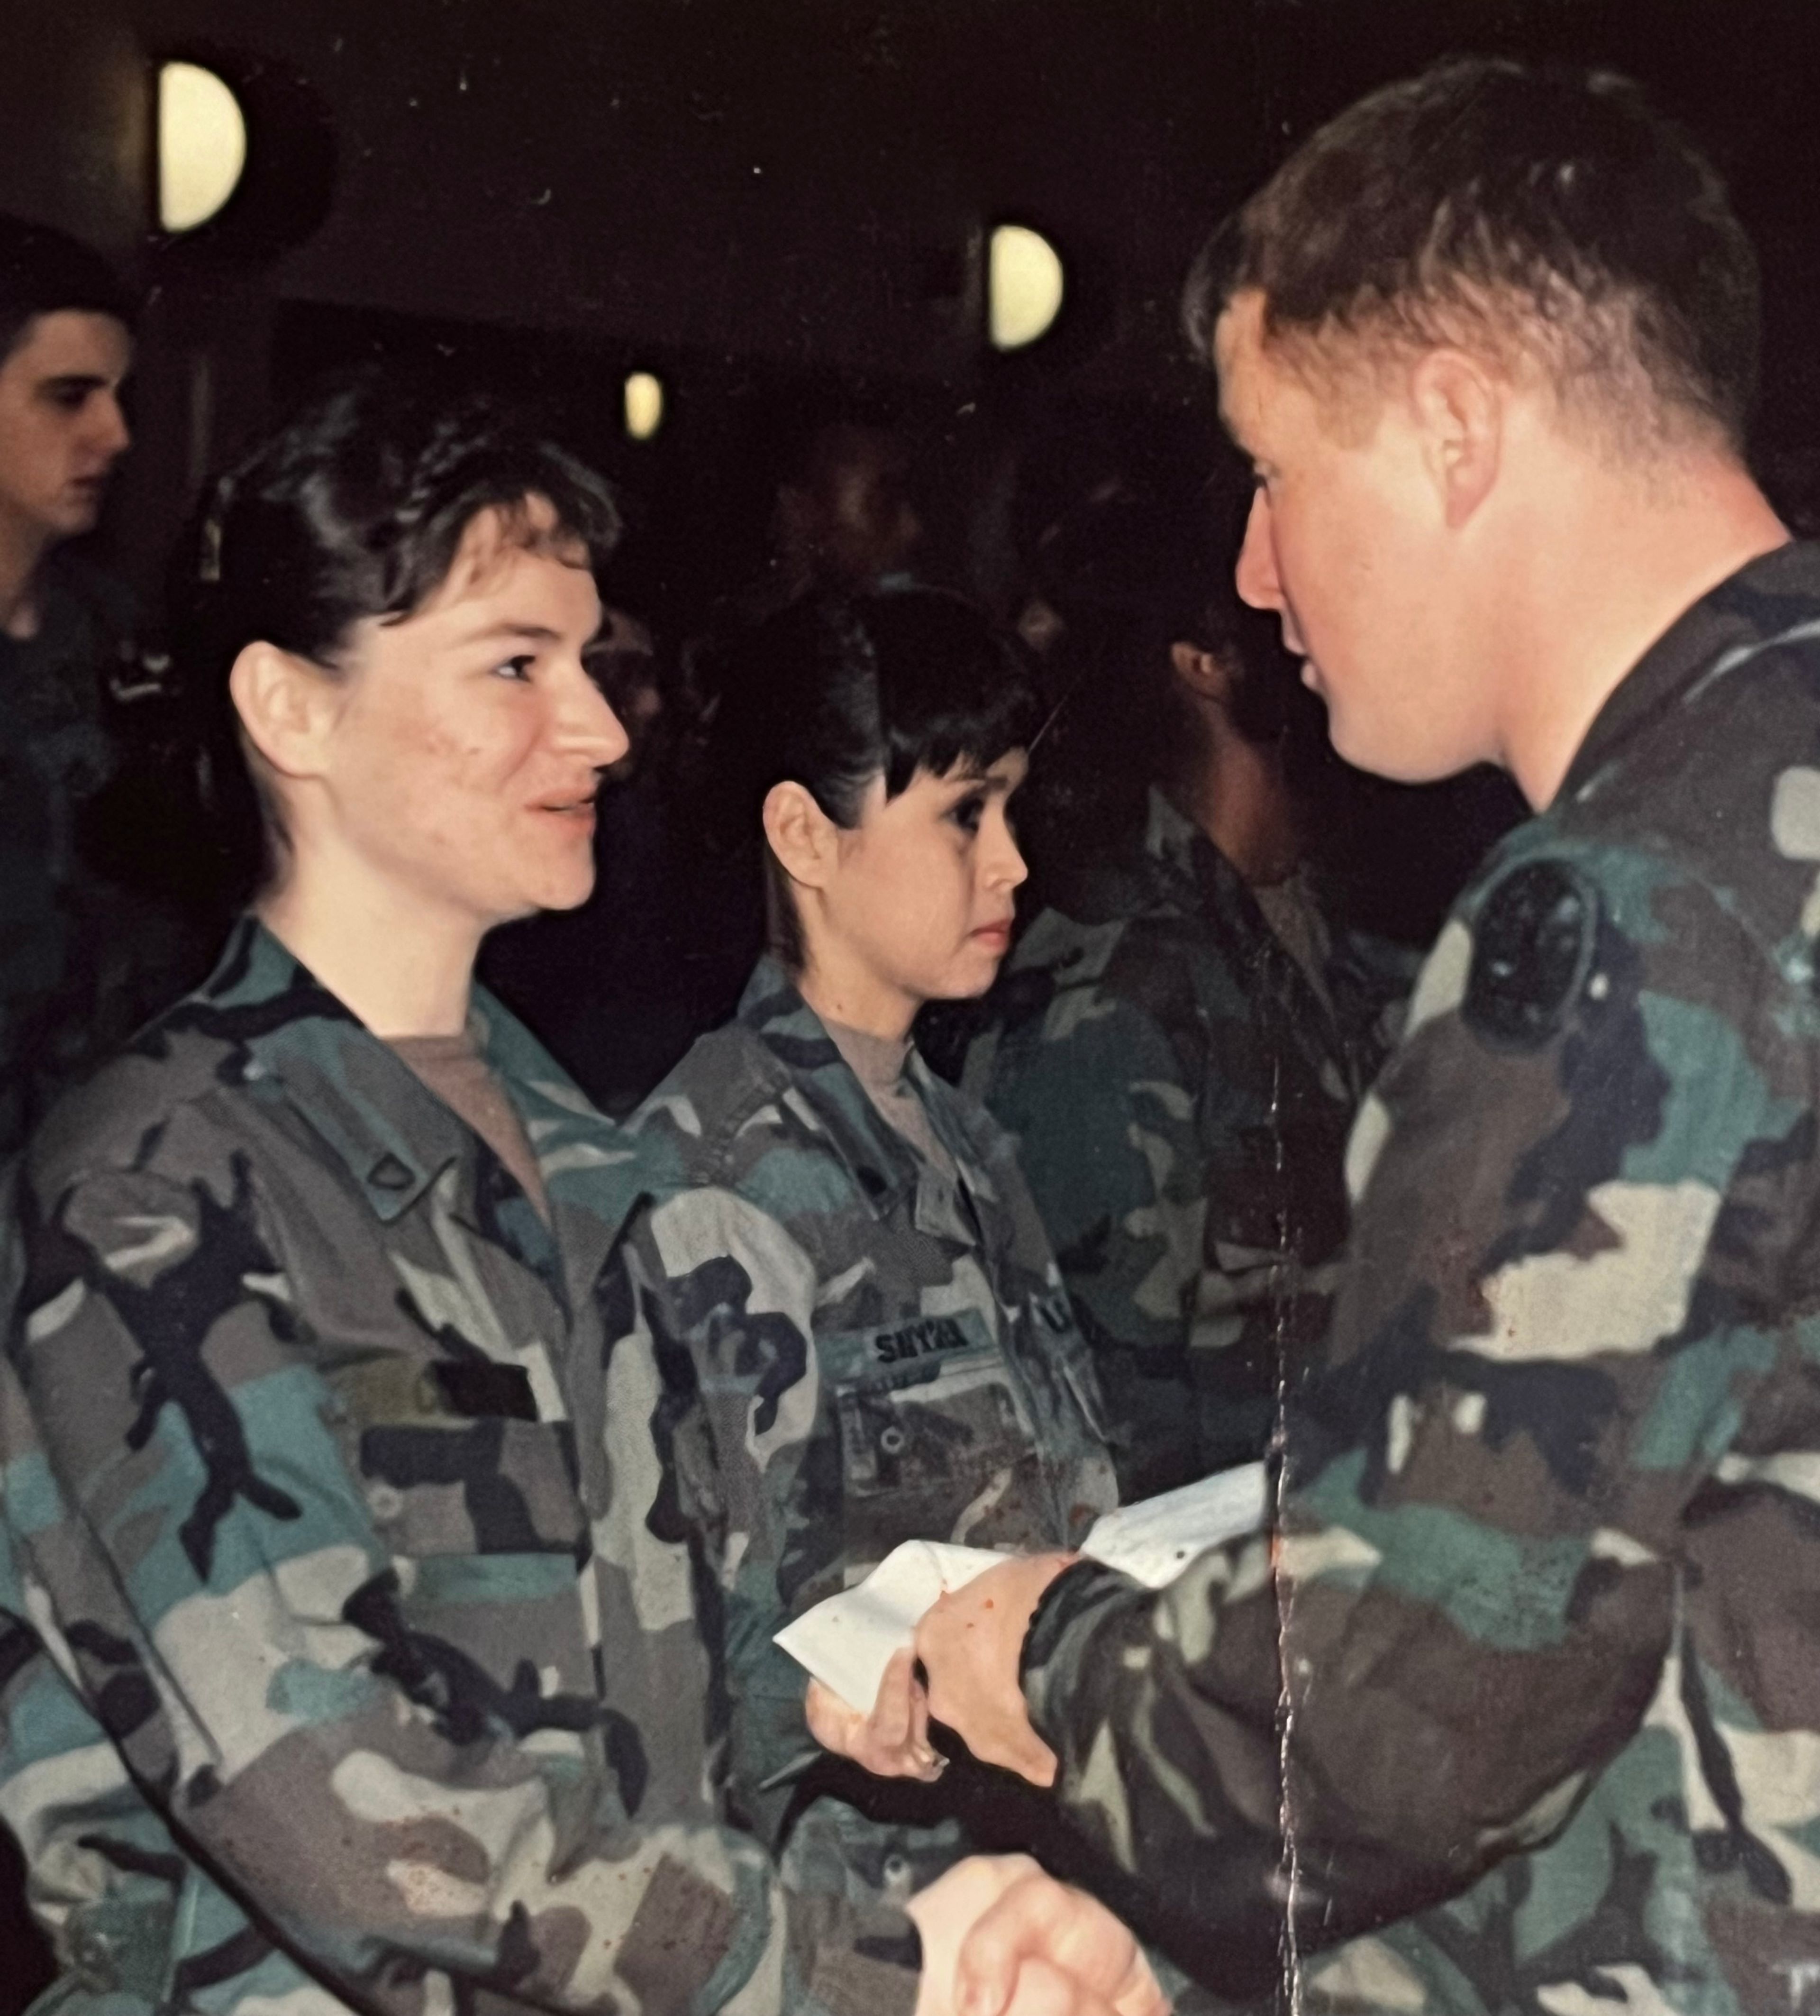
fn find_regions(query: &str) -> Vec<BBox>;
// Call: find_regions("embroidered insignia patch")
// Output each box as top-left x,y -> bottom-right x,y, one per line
1463,860 -> 1597,1049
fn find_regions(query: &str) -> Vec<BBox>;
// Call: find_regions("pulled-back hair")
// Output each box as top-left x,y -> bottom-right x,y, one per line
1184,58 -> 1759,449
171,369 -> 620,905
0,212 -> 136,362
708,586 -> 1039,967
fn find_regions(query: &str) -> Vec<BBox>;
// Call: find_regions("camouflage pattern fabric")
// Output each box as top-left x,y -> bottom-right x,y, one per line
0,553 -> 202,1159
606,958 -> 1118,1915
0,917 -> 918,2016
1016,541 -> 1820,2014
965,788 -> 1379,1496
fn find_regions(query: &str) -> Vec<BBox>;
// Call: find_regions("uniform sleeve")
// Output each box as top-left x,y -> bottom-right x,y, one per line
1018,849 -> 1817,1996
607,1182 -> 835,1848
5,1149 -> 916,2016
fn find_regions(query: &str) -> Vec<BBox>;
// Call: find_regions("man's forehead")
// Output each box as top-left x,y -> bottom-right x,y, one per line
1213,291 -> 1272,441
6,308 -> 133,381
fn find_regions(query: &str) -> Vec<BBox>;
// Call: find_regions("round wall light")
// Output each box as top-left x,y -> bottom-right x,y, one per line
624,370 -> 665,441
988,224 -> 1065,351
158,62 -> 247,233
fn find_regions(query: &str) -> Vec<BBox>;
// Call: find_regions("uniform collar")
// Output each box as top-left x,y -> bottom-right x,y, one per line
1141,785 -> 1257,925
736,956 -> 985,1234
1561,539 -> 1820,806
191,916 -> 635,1290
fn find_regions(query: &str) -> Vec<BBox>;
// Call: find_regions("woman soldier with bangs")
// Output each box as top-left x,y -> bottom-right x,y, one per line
0,381 -> 1160,2016
602,590 -> 1121,1932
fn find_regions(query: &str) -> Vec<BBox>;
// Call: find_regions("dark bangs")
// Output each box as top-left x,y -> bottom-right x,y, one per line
712,587 -> 1039,842
867,589 -> 1042,803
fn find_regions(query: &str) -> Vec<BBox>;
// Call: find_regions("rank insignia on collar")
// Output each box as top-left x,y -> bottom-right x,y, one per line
1464,859 -> 1597,1049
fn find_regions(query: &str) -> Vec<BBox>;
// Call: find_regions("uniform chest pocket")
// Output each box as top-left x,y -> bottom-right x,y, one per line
330,1355 -> 587,1559
823,1310 -> 1037,1499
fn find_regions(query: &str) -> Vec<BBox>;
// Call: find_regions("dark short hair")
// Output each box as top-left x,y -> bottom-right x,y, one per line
709,587 -> 1039,965
172,369 -> 621,903
1183,58 -> 1759,448
0,213 -> 136,363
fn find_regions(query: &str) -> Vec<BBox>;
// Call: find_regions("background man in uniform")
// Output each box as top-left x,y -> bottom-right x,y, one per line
884,57 -> 1820,2016
0,214 -> 198,1158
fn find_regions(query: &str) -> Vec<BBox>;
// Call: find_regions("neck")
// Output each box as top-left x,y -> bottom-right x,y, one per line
0,510 -> 51,639
1493,447 -> 1788,809
794,947 -> 919,1047
1173,724 -> 1301,887
258,855 -> 483,1039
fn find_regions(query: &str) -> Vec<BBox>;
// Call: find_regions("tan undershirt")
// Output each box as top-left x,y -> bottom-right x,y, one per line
824,1019 -> 960,1186
391,1031 -> 550,1222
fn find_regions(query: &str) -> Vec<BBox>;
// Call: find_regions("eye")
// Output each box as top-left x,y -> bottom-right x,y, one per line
492,654 -> 537,683
946,792 -> 986,835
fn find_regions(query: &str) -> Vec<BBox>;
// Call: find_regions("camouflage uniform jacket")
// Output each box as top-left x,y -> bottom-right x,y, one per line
1015,541 -> 1820,2015
608,958 -> 1118,1908
0,917 -> 918,2016
0,552 -> 199,1158
964,788 -> 1367,1495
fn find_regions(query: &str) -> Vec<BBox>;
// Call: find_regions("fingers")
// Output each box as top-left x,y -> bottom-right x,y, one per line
803,1655 -> 945,1780
1000,1956 -> 1126,2016
954,1871 -> 1169,2016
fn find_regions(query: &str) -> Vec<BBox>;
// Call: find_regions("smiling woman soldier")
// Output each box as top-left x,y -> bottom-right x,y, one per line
0,377 -> 1162,2016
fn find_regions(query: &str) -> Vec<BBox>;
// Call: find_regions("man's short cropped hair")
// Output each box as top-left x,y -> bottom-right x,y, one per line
0,214 -> 136,365
1184,58 -> 1760,450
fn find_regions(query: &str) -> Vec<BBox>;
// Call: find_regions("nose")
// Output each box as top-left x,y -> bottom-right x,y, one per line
1235,487 -> 1281,613
91,391 -> 130,462
986,809 -> 1028,892
562,661 -> 631,769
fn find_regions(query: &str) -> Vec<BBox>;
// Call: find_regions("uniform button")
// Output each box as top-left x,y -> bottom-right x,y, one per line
365,1482 -> 404,1522
883,1854 -> 910,1883
879,1425 -> 907,1455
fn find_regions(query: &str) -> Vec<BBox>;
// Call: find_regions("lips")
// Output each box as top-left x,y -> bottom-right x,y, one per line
972,920 -> 1013,948
537,790 -> 599,827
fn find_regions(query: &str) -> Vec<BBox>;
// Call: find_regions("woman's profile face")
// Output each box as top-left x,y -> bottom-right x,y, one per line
819,747 -> 1029,1012
312,501 -> 628,930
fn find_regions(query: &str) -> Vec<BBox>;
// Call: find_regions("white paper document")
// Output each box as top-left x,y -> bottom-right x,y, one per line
774,1460 -> 1270,1714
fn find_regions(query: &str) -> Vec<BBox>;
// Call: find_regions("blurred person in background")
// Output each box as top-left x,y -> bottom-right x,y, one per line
0,214 -> 202,1159
963,458 -> 1405,1494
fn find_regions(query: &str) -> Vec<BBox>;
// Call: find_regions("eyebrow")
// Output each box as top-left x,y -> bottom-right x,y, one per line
37,374 -> 113,398
458,620 -> 599,649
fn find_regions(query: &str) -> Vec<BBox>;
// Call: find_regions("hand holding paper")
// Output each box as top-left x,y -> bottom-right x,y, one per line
779,1462 -> 1269,1746
804,1645 -> 944,1781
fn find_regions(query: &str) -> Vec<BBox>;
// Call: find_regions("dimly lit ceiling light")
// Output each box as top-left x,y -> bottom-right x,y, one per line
158,62 -> 247,232
988,224 -> 1064,350
624,371 -> 665,440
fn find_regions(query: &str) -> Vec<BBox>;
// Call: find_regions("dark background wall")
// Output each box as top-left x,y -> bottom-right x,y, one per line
11,0 -> 1820,602
4,1 -> 1820,2004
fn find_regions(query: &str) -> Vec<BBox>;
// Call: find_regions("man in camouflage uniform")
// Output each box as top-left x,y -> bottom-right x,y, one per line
607,954 -> 1117,1907
904,58 -> 1820,2016
0,215 -> 200,1159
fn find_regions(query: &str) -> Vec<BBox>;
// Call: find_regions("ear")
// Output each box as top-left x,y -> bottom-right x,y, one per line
227,640 -> 343,782
1169,639 -> 1236,705
1408,347 -> 1502,530
762,780 -> 839,890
